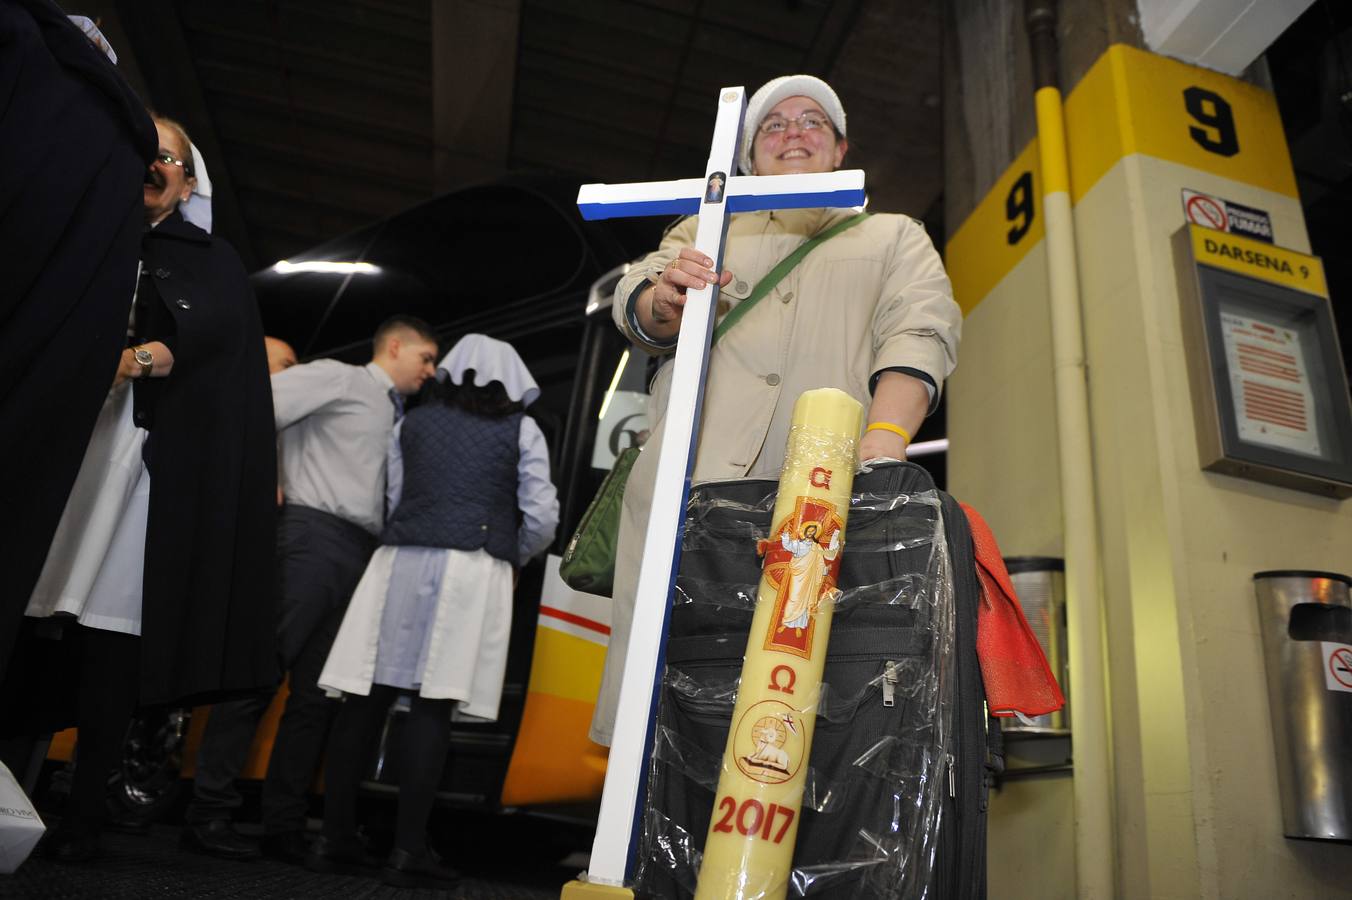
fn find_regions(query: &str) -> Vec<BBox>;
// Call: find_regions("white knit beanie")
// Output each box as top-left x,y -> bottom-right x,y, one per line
739,74 -> 847,175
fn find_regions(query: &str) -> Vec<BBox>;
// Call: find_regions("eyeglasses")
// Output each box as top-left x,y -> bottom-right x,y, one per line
758,112 -> 831,136
154,150 -> 194,175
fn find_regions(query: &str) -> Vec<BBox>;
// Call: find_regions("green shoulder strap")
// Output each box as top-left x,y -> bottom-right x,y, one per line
711,211 -> 871,346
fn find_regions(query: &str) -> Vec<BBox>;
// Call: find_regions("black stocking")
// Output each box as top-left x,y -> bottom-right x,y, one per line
321,685 -> 397,843
394,695 -> 453,854
71,628 -> 139,830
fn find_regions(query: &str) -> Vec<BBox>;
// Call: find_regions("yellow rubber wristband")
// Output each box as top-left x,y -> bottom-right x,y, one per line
866,421 -> 912,444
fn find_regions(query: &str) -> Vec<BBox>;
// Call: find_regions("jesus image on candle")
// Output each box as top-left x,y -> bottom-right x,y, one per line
778,523 -> 841,634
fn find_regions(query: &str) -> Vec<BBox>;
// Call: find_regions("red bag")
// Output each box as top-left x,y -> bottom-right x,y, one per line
960,503 -> 1066,718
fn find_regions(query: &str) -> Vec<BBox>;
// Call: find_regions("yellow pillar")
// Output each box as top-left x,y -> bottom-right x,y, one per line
947,44 -> 1352,899
1033,81 -> 1117,899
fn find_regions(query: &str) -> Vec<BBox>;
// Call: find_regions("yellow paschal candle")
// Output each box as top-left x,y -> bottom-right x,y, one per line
693,388 -> 863,900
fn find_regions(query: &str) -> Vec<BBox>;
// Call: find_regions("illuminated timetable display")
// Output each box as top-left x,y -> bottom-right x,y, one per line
1173,224 -> 1352,498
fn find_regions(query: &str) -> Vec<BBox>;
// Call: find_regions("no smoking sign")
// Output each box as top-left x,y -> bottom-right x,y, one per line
1180,188 -> 1275,242
1322,643 -> 1352,693
1185,193 -> 1226,230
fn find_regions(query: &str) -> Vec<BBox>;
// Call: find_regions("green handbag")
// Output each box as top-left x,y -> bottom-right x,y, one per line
557,212 -> 871,597
559,445 -> 640,596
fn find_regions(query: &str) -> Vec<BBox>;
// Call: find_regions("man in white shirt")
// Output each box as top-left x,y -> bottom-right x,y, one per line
182,316 -> 437,862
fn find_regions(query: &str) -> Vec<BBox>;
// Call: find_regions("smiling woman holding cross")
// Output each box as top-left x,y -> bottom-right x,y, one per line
591,74 -> 962,746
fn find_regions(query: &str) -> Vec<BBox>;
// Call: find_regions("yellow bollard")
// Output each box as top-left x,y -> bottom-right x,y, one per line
693,388 -> 863,900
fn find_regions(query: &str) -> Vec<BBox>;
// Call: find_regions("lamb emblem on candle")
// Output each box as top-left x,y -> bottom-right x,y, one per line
733,701 -> 805,784
745,715 -> 793,774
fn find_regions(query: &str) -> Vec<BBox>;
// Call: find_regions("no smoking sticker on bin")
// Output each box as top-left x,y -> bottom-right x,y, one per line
1322,643 -> 1352,693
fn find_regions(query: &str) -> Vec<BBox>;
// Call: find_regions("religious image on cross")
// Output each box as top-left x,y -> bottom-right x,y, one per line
704,172 -> 726,204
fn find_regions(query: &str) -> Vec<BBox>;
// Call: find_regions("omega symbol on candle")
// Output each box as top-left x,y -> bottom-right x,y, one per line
809,466 -> 832,488
767,664 -> 797,694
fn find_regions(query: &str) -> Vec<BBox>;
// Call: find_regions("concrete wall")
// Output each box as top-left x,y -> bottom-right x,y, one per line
1079,149 -> 1352,898
942,0 -> 1143,239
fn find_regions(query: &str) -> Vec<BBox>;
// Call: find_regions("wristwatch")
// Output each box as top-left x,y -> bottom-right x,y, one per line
133,345 -> 154,379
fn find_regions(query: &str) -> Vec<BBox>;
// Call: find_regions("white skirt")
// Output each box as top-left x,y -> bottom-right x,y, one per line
319,545 -> 514,721
26,383 -> 149,635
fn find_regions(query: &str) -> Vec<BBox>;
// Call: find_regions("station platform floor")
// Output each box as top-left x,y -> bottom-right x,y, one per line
2,817 -> 583,898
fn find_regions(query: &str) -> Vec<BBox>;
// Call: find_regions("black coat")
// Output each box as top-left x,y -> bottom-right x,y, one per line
0,212 -> 280,734
0,0 -> 156,670
134,211 -> 279,707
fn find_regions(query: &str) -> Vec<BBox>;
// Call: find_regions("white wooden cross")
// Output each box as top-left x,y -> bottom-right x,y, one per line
574,85 -> 865,890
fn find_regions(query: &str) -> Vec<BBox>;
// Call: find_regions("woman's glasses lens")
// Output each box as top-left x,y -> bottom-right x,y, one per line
759,114 -> 828,135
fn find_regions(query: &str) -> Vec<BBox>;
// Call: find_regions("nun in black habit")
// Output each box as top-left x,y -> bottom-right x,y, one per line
0,102 -> 280,859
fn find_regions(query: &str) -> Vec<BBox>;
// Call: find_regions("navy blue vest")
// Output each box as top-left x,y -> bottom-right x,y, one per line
381,406 -> 522,564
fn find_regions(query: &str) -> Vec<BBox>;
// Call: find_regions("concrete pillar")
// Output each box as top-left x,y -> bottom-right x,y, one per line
943,8 -> 1352,897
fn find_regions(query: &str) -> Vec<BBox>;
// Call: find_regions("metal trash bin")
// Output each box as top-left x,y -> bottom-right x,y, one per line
1002,557 -> 1069,735
1254,570 -> 1352,841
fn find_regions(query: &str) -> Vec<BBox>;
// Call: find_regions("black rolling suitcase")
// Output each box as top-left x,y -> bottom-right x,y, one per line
635,460 -> 1002,899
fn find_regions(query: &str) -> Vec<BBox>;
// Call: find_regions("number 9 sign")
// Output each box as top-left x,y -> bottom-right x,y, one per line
1006,171 -> 1035,246
1184,86 -> 1239,158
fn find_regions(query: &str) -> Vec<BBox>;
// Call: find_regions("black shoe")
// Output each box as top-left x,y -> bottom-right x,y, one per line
382,846 -> 461,889
39,823 -> 102,863
180,819 -> 261,861
260,829 -> 311,865
305,834 -> 381,876
106,808 -> 150,835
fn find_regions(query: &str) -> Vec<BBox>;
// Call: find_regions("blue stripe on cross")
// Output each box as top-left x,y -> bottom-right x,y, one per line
572,86 -> 867,894
577,172 -> 866,221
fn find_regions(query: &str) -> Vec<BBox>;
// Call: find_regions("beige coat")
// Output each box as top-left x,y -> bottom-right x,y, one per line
589,206 -> 961,745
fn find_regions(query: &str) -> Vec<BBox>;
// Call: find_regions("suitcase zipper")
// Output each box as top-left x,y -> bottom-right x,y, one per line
947,752 -> 956,799
881,660 -> 898,708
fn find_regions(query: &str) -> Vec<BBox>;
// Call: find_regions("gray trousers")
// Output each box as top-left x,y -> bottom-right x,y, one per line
184,505 -> 375,834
